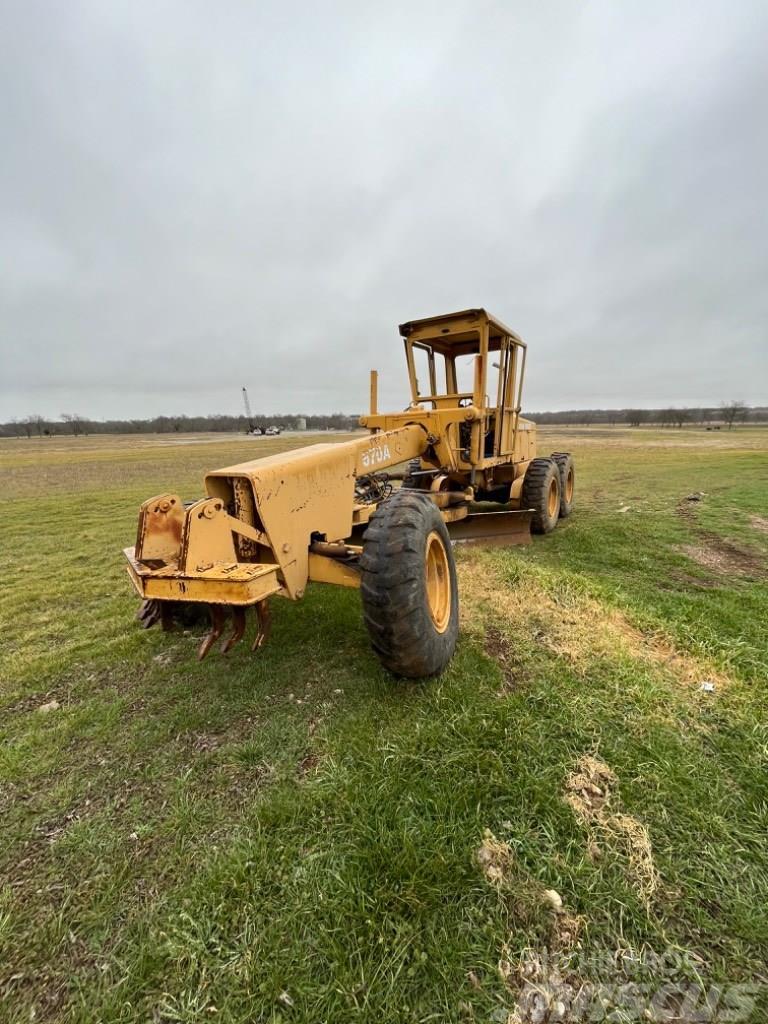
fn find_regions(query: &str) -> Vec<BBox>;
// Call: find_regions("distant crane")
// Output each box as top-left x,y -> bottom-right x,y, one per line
241,387 -> 262,435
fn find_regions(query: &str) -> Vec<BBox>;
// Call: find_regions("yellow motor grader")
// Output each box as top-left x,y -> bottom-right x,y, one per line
125,309 -> 574,677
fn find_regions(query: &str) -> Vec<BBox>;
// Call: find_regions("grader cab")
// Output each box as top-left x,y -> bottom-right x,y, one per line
125,309 -> 574,677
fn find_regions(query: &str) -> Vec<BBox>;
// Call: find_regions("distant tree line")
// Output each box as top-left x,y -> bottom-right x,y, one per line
525,402 -> 763,429
1,402 -> 764,438
0,412 -> 361,438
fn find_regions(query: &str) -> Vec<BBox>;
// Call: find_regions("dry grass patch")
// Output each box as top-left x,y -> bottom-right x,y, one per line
542,894 -> 584,953
477,829 -> 584,950
476,829 -> 516,888
563,755 -> 616,819
496,899 -> 585,1022
458,551 -> 732,688
565,755 -> 659,905
749,514 -> 768,534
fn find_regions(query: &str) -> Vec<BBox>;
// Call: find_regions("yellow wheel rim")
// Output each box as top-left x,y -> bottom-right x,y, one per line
564,468 -> 574,503
425,531 -> 451,633
547,477 -> 560,518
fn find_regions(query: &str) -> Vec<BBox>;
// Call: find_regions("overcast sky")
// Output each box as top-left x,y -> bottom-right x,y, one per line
1,0 -> 766,420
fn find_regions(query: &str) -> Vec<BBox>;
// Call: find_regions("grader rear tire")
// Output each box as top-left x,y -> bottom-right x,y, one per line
521,458 -> 561,534
551,452 -> 575,518
360,489 -> 459,678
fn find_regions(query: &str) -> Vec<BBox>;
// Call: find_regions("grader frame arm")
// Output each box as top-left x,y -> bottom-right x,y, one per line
126,425 -> 437,654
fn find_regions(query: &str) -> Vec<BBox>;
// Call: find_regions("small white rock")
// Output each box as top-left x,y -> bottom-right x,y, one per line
38,699 -> 60,713
699,681 -> 716,693
543,888 -> 563,911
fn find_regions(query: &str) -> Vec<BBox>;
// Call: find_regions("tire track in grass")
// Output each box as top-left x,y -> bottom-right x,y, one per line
457,549 -> 733,690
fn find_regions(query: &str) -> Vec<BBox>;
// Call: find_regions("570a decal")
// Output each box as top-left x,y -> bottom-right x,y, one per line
361,444 -> 391,468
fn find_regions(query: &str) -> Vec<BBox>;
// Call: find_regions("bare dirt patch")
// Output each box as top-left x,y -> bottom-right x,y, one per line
297,751 -> 321,779
484,626 -> 528,694
5,690 -> 64,717
178,715 -> 261,755
679,533 -> 765,579
565,755 -> 659,905
672,490 -> 765,578
674,491 -> 705,521
665,570 -> 721,591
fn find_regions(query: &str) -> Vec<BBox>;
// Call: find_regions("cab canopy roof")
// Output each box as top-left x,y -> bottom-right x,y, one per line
398,308 -> 525,356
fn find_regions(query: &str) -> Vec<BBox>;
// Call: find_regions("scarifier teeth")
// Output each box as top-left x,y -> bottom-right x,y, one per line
196,601 -> 271,659
221,607 -> 246,654
137,599 -> 162,629
198,605 -> 226,660
252,600 -> 272,651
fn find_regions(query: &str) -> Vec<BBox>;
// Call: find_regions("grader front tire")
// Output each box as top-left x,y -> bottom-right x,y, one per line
521,458 -> 561,534
360,489 -> 459,678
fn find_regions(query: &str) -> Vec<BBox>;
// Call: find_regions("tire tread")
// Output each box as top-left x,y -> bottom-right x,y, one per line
360,489 -> 459,677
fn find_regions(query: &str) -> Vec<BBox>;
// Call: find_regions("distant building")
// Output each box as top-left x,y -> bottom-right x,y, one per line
296,416 -> 307,431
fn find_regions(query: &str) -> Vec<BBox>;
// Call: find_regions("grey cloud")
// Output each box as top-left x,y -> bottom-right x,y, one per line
1,0 -> 766,420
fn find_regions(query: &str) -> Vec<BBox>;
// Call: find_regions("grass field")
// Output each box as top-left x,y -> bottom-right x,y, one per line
1,427 -> 767,1023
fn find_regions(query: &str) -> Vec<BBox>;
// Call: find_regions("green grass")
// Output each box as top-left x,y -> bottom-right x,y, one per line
1,427 -> 767,1022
